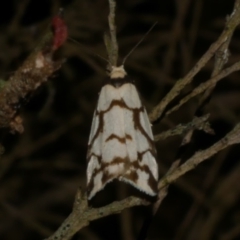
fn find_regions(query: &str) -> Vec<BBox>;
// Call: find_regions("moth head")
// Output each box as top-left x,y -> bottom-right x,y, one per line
110,65 -> 127,79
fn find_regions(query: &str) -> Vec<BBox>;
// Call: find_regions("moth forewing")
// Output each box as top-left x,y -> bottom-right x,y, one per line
87,66 -> 158,199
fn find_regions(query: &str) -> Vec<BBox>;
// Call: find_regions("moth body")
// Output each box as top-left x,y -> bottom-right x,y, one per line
87,65 -> 158,199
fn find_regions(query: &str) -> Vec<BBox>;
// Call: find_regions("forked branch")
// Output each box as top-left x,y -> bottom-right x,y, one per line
44,0 -> 240,240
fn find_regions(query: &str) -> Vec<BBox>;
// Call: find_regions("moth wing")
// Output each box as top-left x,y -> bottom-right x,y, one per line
118,83 -> 158,195
87,83 -> 158,199
87,85 -> 128,199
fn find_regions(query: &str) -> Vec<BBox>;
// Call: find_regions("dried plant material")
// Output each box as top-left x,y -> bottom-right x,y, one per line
0,11 -> 67,133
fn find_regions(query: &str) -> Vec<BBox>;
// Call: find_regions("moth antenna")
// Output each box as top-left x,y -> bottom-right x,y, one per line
122,21 -> 158,65
93,53 -> 110,64
68,37 -> 110,63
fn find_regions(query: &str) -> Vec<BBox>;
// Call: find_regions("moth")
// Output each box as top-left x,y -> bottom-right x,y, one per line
86,65 -> 158,200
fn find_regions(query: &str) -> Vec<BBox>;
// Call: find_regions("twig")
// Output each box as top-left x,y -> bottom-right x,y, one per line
165,61 -> 240,117
105,0 -> 118,67
45,122 -> 240,240
173,13 -> 233,240
149,0 -> 240,122
0,11 -> 67,133
198,35 -> 230,110
158,123 -> 240,188
170,7 -> 235,238
44,189 -> 146,240
43,1 -> 240,239
154,114 -> 213,142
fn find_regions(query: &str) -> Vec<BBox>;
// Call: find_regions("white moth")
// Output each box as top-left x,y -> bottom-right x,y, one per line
87,65 -> 158,199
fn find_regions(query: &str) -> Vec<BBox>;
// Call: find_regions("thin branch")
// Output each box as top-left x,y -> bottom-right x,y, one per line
154,114 -> 213,142
165,61 -> 240,117
44,190 -> 146,240
0,11 -> 67,133
43,1 -> 240,240
158,123 -> 240,188
45,122 -> 240,240
106,0 -> 118,67
149,0 -> 240,122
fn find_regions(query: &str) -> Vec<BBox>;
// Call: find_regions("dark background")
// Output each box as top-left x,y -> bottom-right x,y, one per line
0,0 -> 240,239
